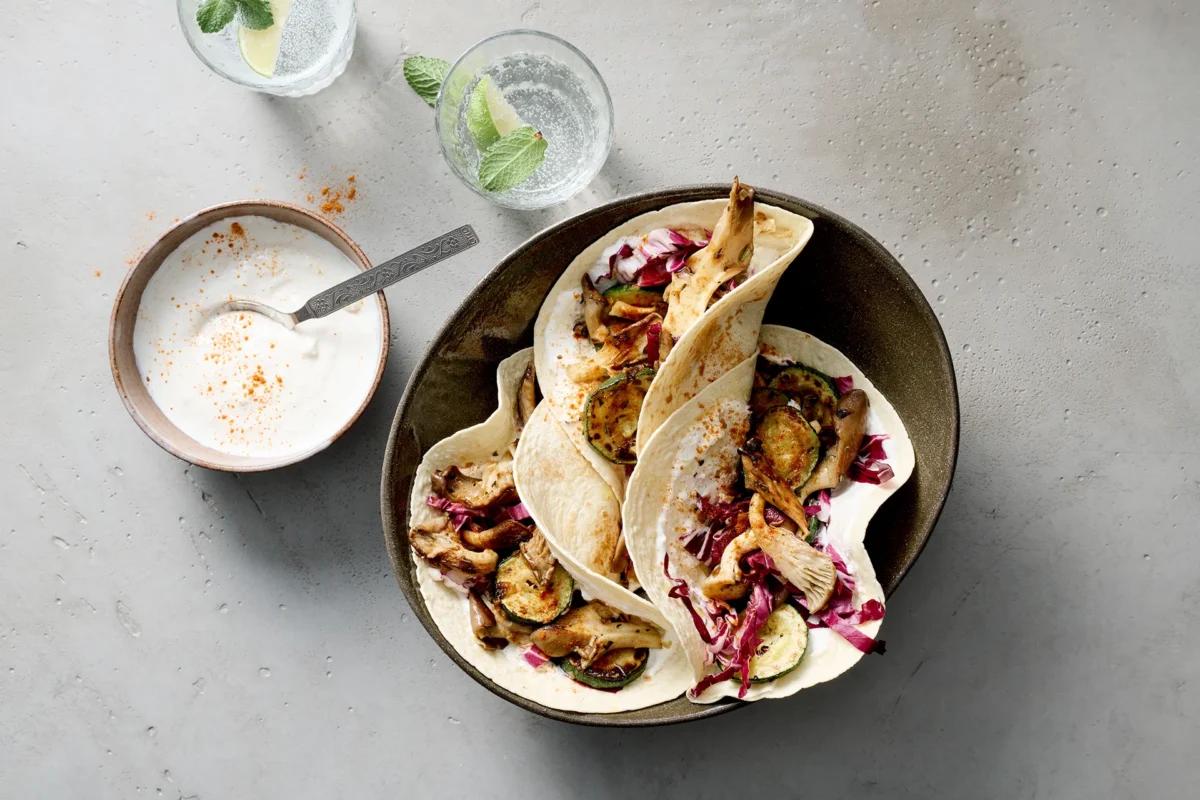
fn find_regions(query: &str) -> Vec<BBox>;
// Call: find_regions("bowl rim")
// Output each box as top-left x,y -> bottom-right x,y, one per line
109,199 -> 391,473
380,184 -> 959,726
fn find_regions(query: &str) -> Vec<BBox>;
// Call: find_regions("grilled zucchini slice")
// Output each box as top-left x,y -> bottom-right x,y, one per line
769,366 -> 839,435
583,368 -> 655,463
602,284 -> 664,307
757,406 -> 821,489
560,647 -> 649,690
750,386 -> 790,419
494,554 -> 574,626
748,605 -> 808,682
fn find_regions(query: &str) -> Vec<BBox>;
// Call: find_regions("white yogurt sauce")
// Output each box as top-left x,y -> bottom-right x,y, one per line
132,216 -> 384,459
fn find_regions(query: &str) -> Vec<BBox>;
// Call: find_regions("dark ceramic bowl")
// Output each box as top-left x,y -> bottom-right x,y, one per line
380,185 -> 959,726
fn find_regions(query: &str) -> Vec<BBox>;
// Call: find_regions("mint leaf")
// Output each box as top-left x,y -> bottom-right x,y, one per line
236,0 -> 275,30
196,0 -> 237,33
403,55 -> 450,107
478,127 -> 547,192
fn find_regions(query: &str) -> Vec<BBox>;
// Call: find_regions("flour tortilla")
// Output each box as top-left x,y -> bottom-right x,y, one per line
409,349 -> 691,713
624,327 -> 915,703
533,196 -> 814,507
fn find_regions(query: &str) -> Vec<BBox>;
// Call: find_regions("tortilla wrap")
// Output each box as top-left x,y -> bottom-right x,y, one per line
533,194 -> 814,508
624,326 -> 915,703
409,349 -> 691,713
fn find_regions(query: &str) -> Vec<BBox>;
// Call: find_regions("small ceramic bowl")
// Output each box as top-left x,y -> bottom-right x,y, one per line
381,185 -> 959,726
110,201 -> 390,472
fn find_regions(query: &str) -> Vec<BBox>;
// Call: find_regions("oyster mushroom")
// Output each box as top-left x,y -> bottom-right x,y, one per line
581,274 -> 609,346
748,494 -> 835,613
431,461 -> 517,512
740,445 -> 810,535
516,362 -> 538,428
461,519 -> 530,552
800,389 -> 870,496
662,178 -> 756,338
408,522 -> 498,577
700,529 -> 760,601
531,601 -> 664,666
595,313 -> 662,370
468,591 -> 509,649
518,528 -> 557,588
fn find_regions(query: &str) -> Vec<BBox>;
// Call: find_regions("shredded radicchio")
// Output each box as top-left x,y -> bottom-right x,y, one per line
681,523 -> 742,568
834,375 -> 855,394
663,554 -> 716,646
501,501 -> 532,522
848,433 -> 895,485
794,543 -> 887,654
425,494 -> 482,531
763,505 -> 788,527
522,645 -> 550,668
644,321 -> 662,362
691,551 -> 777,699
697,495 -> 747,525
586,228 -> 708,292
803,489 -> 832,524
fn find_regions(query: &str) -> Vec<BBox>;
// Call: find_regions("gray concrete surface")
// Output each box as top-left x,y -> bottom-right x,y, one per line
3,0 -> 1198,797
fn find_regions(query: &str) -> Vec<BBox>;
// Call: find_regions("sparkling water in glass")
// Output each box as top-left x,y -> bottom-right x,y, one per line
436,31 -> 614,210
178,0 -> 356,97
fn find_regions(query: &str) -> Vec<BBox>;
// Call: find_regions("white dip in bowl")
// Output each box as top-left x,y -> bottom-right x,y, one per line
131,215 -> 385,462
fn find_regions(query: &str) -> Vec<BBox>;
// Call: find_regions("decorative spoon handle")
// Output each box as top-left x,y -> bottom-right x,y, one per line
296,225 -> 480,323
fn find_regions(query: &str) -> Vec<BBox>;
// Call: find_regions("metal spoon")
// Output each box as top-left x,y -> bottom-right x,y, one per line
215,224 -> 479,329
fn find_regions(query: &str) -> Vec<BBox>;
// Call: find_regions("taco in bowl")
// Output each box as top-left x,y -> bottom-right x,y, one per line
407,349 -> 691,713
623,326 -> 915,702
533,179 -> 814,509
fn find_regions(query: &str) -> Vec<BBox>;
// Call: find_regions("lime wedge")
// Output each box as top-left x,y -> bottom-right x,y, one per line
466,76 -> 524,150
238,0 -> 294,78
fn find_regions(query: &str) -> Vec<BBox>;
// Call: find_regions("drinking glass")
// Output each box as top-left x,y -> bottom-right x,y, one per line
435,30 -> 614,210
177,0 -> 356,97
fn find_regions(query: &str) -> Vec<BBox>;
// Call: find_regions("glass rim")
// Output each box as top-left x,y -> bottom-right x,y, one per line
434,28 -> 615,209
175,0 -> 355,97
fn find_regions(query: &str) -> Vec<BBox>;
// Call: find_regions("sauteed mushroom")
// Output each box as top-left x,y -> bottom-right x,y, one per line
700,530 -> 759,601
800,389 -> 869,496
468,591 -> 509,649
518,528 -> 557,587
581,275 -> 609,346
431,462 -> 517,511
531,601 -> 664,666
740,445 -> 810,535
748,494 -> 834,613
662,178 -> 756,338
408,522 -> 498,577
461,519 -> 530,552
516,363 -> 538,428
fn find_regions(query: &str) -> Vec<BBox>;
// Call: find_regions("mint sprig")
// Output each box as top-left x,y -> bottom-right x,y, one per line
404,54 -> 548,194
402,56 -> 450,107
196,0 -> 274,34
479,127 -> 547,192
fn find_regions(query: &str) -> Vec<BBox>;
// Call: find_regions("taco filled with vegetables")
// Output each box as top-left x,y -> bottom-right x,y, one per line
623,326 -> 914,703
532,179 -> 814,576
407,350 -> 691,712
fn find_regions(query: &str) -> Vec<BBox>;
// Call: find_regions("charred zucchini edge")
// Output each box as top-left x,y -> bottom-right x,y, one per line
560,647 -> 650,690
583,367 -> 656,464
748,605 -> 808,683
494,554 -> 574,626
